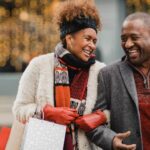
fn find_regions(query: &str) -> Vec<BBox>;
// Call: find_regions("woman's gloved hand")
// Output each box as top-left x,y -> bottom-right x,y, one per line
75,110 -> 107,132
43,104 -> 79,125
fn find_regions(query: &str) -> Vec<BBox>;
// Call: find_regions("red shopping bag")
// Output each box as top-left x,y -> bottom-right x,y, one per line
0,127 -> 11,150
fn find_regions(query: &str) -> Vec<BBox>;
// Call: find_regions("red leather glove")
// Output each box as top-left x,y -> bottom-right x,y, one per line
75,110 -> 107,132
43,104 -> 79,125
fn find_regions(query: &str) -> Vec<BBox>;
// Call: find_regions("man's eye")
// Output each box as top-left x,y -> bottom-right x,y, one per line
132,36 -> 139,40
121,37 -> 127,42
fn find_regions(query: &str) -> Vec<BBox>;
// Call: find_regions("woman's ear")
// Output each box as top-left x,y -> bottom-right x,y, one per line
65,34 -> 73,50
66,34 -> 72,44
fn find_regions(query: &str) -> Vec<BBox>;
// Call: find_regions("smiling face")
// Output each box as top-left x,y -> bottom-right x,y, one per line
121,19 -> 150,67
66,28 -> 97,62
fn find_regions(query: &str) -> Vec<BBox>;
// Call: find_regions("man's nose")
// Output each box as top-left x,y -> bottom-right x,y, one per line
125,38 -> 134,48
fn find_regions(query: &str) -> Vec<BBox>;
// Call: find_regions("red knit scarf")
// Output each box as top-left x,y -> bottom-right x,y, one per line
54,58 -> 89,112
55,60 -> 89,150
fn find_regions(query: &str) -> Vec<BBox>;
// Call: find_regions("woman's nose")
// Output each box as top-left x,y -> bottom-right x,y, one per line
89,41 -> 96,50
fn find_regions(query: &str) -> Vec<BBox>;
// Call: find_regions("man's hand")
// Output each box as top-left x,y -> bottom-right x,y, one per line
113,131 -> 136,150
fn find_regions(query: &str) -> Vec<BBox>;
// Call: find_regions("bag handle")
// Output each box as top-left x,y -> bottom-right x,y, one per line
33,105 -> 44,119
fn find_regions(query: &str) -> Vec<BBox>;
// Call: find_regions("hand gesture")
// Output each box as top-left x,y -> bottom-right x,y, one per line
113,131 -> 136,150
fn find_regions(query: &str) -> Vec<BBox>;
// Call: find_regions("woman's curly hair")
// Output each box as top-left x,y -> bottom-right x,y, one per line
54,0 -> 101,31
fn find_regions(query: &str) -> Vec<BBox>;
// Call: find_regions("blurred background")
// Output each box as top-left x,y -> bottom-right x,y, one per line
0,0 -> 150,126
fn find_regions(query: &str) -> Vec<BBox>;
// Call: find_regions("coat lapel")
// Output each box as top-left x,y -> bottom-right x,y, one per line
119,61 -> 138,107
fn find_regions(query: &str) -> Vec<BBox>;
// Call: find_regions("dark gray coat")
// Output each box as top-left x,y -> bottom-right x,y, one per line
87,60 -> 143,150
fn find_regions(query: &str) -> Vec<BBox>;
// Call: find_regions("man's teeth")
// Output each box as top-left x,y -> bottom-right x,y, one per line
128,50 -> 138,53
127,49 -> 139,58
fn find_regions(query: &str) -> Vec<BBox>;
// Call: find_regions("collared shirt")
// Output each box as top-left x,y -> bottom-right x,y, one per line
129,62 -> 150,150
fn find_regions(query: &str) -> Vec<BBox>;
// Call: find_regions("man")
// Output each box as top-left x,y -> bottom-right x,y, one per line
87,12 -> 150,150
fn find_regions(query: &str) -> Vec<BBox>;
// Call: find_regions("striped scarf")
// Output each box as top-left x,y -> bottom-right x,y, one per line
54,43 -> 95,150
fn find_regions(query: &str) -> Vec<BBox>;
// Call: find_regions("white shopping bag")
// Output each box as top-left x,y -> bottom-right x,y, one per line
21,118 -> 66,150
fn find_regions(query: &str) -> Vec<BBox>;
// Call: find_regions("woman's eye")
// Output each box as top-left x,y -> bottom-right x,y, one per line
93,40 -> 97,45
85,37 -> 90,41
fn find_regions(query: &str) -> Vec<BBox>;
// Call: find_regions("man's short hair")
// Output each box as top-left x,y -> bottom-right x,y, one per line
125,12 -> 150,28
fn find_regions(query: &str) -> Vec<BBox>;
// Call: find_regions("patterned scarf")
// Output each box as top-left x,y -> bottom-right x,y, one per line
54,43 -> 95,150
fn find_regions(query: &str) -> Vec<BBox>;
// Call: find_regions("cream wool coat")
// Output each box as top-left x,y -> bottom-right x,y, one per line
13,53 -> 106,150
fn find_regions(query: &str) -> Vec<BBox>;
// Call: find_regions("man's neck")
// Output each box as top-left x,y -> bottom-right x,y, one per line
138,67 -> 150,76
127,60 -> 150,76
136,61 -> 150,76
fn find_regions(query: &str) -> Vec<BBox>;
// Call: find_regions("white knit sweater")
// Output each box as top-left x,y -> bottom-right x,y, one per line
13,53 -> 106,150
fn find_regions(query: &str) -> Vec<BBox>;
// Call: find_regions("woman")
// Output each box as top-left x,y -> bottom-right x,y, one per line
12,0 -> 108,150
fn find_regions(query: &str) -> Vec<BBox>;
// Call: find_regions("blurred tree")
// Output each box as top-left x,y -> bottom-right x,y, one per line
0,0 -> 60,72
126,0 -> 150,14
